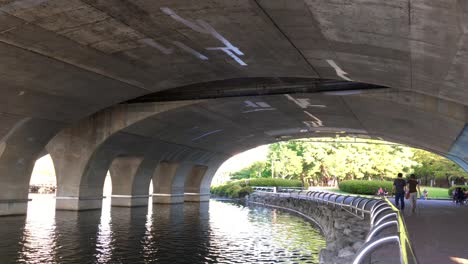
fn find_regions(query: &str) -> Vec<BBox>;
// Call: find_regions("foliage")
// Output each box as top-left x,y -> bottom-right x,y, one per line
268,143 -> 303,179
448,185 -> 468,197
266,137 -> 417,185
412,149 -> 468,187
225,137 -> 468,189
330,186 -> 451,199
210,178 -> 301,198
339,180 -> 393,195
241,178 -> 302,187
230,161 -> 270,180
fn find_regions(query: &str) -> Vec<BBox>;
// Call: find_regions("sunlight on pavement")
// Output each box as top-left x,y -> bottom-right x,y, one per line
450,256 -> 468,263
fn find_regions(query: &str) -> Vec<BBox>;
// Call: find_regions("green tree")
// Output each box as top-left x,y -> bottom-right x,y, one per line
230,161 -> 269,180
266,137 -> 418,186
412,149 -> 468,187
229,137 -> 468,187
268,142 -> 303,179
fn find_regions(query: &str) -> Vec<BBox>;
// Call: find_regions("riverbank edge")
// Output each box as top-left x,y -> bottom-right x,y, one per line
248,193 -> 370,264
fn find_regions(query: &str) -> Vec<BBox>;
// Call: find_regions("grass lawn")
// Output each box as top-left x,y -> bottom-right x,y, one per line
312,186 -> 451,199
420,186 -> 450,199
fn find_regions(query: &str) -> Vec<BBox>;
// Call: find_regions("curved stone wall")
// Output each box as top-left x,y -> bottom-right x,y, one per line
248,193 -> 370,264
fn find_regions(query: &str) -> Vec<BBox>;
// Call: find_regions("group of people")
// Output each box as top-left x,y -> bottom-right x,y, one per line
452,187 -> 468,205
392,173 -> 422,214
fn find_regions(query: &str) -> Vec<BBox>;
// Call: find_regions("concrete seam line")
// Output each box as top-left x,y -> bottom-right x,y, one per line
55,196 -> 104,200
152,194 -> 185,197
111,195 -> 151,198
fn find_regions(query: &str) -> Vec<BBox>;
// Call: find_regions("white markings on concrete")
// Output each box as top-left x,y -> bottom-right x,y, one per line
139,38 -> 173,54
18,91 -> 25,96
172,41 -> 208,60
161,7 -> 247,66
192,129 -> 223,141
255,102 -> 271,108
244,100 -> 258,108
0,0 -> 49,13
242,100 -> 275,113
206,46 -> 247,66
326,59 -> 352,81
303,111 -> 324,128
160,7 -> 209,34
284,94 -> 326,109
199,21 -> 247,66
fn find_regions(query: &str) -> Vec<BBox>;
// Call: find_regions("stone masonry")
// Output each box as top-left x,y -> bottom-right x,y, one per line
249,192 -> 370,264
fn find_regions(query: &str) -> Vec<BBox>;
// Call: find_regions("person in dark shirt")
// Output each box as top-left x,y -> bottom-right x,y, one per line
407,174 -> 421,214
393,173 -> 406,210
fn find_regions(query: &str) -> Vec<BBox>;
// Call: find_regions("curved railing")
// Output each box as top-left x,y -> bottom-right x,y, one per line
251,190 -> 418,264
353,197 -> 418,264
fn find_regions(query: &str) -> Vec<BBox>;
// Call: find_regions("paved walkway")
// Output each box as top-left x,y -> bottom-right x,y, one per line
397,200 -> 468,264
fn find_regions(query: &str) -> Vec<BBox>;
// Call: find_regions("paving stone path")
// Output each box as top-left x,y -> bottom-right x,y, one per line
400,200 -> 468,264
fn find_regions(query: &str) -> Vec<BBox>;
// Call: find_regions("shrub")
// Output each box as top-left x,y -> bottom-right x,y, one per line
226,184 -> 243,198
448,185 -> 468,197
339,180 -> 393,195
238,186 -> 253,198
235,178 -> 302,187
210,178 -> 301,198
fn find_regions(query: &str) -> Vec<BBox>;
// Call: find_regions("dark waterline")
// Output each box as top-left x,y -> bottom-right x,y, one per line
0,194 -> 325,264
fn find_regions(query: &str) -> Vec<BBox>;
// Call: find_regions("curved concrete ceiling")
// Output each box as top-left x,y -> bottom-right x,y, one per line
0,0 -> 467,170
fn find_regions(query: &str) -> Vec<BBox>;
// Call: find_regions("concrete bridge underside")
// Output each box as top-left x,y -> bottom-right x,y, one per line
0,0 -> 467,216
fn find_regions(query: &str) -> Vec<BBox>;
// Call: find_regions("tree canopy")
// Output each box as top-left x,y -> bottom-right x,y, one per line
227,137 -> 468,187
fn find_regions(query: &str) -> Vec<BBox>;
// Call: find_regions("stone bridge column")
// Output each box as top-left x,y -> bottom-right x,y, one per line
109,156 -> 149,207
184,157 -> 227,202
184,165 -> 209,202
152,161 -> 193,204
48,128 -> 107,211
0,118 -> 62,216
46,102 -> 195,211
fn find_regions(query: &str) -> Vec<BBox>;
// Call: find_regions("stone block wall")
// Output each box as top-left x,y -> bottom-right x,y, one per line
249,193 -> 370,264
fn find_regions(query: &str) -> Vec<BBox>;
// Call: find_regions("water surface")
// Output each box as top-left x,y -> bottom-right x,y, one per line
0,194 -> 325,263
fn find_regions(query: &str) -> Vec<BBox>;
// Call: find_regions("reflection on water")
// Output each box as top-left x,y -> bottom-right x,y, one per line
0,194 -> 325,263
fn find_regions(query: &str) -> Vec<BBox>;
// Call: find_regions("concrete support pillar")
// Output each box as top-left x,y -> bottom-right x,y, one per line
152,161 -> 193,204
55,197 -> 104,211
47,124 -> 105,211
0,118 -> 62,216
109,156 -> 149,207
0,199 -> 29,216
184,157 -> 227,203
184,165 -> 210,202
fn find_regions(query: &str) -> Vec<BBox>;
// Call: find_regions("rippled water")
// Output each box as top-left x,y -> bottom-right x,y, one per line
0,194 -> 325,264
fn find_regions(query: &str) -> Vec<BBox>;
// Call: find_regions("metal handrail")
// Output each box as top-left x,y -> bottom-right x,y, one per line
251,190 -> 418,264
353,196 -> 418,264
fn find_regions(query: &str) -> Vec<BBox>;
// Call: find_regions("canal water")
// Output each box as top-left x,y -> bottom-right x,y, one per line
0,195 -> 326,264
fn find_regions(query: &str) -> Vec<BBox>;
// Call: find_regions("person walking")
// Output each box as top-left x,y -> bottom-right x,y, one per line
393,173 -> 406,210
407,174 -> 421,214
